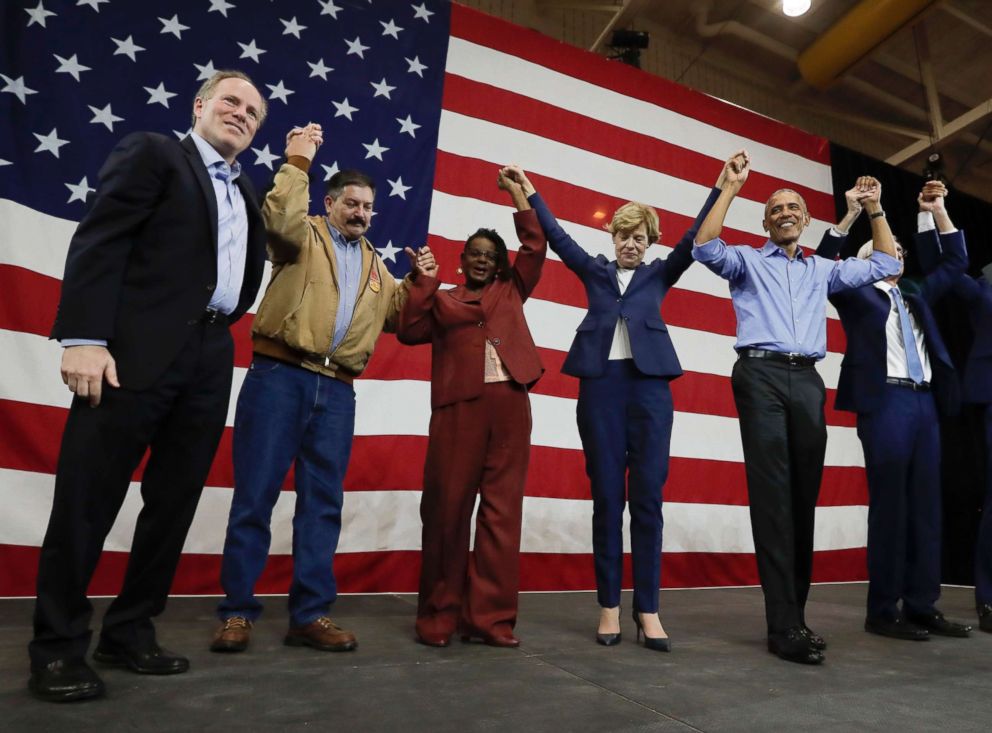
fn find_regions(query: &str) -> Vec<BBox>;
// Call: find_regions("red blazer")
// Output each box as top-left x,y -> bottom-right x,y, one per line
397,209 -> 546,409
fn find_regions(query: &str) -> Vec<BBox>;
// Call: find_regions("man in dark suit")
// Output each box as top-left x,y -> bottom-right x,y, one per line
28,70 -> 268,702
916,200 -> 992,633
817,181 -> 972,641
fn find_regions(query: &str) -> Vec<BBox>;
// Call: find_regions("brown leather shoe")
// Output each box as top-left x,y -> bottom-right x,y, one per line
284,616 -> 357,652
210,616 -> 252,653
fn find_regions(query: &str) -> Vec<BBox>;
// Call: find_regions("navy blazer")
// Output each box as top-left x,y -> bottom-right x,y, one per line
529,188 -> 720,379
51,133 -> 267,390
816,229 -> 966,415
917,228 -> 992,405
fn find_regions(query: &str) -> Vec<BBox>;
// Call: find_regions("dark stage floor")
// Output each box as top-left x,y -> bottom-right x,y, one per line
1,584 -> 990,732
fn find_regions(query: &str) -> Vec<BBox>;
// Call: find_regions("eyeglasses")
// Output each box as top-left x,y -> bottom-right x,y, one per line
465,248 -> 498,263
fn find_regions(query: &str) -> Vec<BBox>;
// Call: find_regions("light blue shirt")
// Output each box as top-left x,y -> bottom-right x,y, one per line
327,221 -> 364,351
693,238 -> 901,359
63,132 -> 248,347
189,131 -> 248,315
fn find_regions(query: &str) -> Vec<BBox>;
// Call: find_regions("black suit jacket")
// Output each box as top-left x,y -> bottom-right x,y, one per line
52,133 -> 266,389
816,229 -> 966,415
916,228 -> 992,405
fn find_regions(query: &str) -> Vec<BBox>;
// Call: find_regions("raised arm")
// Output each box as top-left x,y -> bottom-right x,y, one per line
497,170 -> 546,299
815,182 -> 864,260
660,153 -> 737,287
914,183 -> 967,303
859,176 -> 898,260
261,123 -> 324,264
695,150 -> 749,245
505,165 -> 597,276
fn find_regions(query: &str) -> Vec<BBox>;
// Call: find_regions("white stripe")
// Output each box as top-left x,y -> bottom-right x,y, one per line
444,37 -> 833,194
436,111 -> 834,245
0,199 -> 78,280
0,467 -> 866,554
0,328 -> 865,466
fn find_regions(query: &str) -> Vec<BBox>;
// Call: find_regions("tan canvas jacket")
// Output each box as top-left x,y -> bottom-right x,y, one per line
251,159 -> 408,378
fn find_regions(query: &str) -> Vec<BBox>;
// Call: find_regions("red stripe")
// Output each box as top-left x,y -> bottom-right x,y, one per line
0,398 -> 866,506
450,5 -> 831,165
441,74 -> 835,220
0,544 -> 865,597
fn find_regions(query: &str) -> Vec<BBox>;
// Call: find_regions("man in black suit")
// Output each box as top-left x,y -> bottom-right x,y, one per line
817,181 -> 972,641
28,70 -> 268,702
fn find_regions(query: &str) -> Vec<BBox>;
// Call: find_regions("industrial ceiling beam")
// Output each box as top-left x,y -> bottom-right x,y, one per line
913,21 -> 944,140
886,96 -> 992,165
797,0 -> 938,89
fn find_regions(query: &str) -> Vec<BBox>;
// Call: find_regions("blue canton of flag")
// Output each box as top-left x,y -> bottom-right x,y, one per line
0,0 -> 451,277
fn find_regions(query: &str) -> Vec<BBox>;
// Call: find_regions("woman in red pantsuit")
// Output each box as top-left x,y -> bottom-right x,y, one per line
397,172 -> 546,648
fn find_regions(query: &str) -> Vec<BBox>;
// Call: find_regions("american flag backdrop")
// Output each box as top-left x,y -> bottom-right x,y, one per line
0,0 -> 867,598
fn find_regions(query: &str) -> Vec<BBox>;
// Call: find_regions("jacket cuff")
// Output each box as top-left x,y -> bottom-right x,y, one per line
286,156 -> 312,172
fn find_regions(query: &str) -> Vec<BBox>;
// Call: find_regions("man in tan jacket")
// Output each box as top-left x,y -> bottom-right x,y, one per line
210,123 -> 434,653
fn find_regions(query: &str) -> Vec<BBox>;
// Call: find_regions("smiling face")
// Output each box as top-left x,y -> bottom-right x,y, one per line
461,235 -> 499,289
763,190 -> 810,247
192,77 -> 264,163
613,223 -> 649,269
325,184 -> 375,240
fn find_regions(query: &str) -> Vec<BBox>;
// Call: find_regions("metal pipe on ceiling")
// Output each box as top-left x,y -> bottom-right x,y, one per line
797,0 -> 938,90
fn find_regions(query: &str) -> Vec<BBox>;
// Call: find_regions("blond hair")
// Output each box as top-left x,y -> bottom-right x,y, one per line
608,202 -> 660,242
190,70 -> 267,128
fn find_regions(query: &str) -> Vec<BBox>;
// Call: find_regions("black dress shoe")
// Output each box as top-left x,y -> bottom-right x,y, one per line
767,627 -> 824,665
978,604 -> 992,633
93,640 -> 189,675
29,658 -> 105,702
864,616 -> 929,641
800,625 -> 826,651
631,609 -> 670,652
596,631 -> 622,646
905,611 -> 971,638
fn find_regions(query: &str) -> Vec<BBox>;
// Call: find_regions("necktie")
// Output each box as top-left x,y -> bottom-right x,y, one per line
892,288 -> 925,383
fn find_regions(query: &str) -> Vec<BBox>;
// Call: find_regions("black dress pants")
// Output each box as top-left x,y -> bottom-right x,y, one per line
731,356 -> 827,634
29,320 -> 233,668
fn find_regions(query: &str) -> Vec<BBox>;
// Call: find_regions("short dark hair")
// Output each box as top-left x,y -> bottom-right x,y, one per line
190,70 -> 266,128
465,228 -> 512,282
326,169 -> 376,199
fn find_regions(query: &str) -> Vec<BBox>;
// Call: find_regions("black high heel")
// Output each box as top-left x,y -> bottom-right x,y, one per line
596,606 -> 622,646
632,609 -> 671,652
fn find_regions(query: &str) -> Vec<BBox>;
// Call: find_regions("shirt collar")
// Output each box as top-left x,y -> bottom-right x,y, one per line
190,131 -> 241,182
760,240 -> 804,260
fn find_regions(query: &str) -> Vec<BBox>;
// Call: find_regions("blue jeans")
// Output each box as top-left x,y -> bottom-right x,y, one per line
218,356 -> 356,627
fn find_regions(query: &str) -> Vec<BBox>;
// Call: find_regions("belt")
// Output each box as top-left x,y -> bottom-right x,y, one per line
738,348 -> 816,367
188,308 -> 228,326
885,377 -> 930,392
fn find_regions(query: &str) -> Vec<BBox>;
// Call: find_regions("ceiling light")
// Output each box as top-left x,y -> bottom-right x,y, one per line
783,0 -> 811,17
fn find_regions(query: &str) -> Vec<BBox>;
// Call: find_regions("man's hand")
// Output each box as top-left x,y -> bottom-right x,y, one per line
499,165 -> 536,197
856,175 -> 881,207
405,245 -> 438,278
918,180 -> 948,213
717,149 -> 749,189
61,345 -> 119,407
284,122 -> 324,161
844,184 -> 865,219
720,150 -> 750,190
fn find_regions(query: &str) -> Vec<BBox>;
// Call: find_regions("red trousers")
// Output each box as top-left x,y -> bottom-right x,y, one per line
416,381 -> 531,639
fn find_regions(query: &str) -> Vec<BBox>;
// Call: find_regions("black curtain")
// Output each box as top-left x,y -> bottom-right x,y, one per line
828,143 -> 991,586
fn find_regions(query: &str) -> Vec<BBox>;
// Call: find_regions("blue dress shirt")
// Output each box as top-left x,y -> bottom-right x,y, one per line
326,221 -> 364,351
693,238 -> 901,359
190,131 -> 248,315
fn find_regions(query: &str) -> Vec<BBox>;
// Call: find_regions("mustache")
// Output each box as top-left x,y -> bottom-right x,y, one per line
346,217 -> 367,226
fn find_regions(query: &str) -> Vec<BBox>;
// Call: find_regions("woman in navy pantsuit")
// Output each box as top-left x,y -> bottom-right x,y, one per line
501,157 -> 732,649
